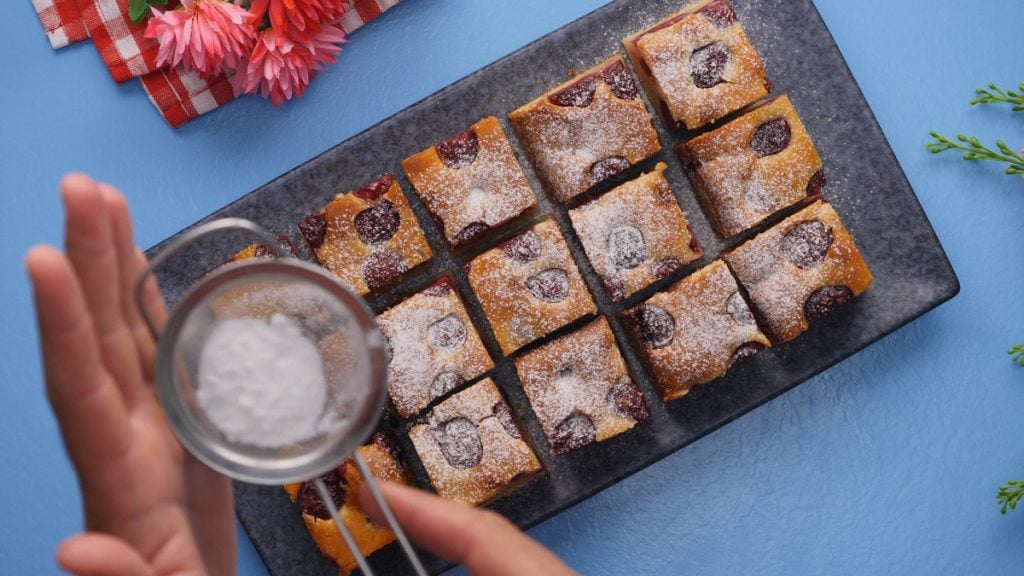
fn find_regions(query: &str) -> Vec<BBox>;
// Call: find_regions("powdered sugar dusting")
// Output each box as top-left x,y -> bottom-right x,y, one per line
403,117 -> 536,247
723,201 -> 873,343
408,379 -> 541,505
626,260 -> 769,401
510,57 -> 661,202
377,285 -> 492,418
514,317 -> 645,453
680,95 -> 822,237
569,166 -> 701,300
467,219 -> 595,354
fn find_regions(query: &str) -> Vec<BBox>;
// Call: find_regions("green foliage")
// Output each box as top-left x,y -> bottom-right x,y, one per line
1011,343 -> 1024,367
971,82 -> 1024,112
925,131 -> 1024,177
997,480 -> 1024,515
129,0 -> 168,24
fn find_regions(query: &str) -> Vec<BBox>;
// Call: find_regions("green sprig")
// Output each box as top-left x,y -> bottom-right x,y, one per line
971,82 -> 1024,112
925,132 -> 1024,177
1011,343 -> 1024,367
998,480 -> 1024,515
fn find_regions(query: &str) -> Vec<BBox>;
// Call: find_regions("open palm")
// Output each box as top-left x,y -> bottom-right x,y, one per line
27,174 -> 234,576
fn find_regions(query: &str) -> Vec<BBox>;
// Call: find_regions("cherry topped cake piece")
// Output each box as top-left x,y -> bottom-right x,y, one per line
624,0 -> 769,131
298,174 -> 432,295
231,235 -> 295,261
513,317 -> 649,455
377,277 -> 493,418
466,218 -> 596,354
568,163 -> 702,302
623,260 -> 770,402
722,200 -> 873,344
408,378 -> 542,505
284,433 -> 413,575
508,55 -> 661,203
402,116 -> 538,248
678,95 -> 823,238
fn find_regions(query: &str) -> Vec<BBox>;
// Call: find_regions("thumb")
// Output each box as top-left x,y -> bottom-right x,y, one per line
57,533 -> 156,576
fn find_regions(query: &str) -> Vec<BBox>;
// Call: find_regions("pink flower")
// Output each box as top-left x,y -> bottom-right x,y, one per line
232,23 -> 346,106
248,0 -> 347,33
145,0 -> 256,79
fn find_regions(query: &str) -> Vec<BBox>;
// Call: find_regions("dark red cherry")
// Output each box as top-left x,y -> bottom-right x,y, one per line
690,42 -> 730,89
362,251 -> 407,290
602,277 -> 627,303
427,314 -> 468,350
454,222 -> 490,247
353,174 -> 395,201
635,304 -> 674,348
436,129 -> 480,169
551,412 -> 596,454
726,291 -> 756,326
608,225 -> 647,270
549,75 -> 598,107
729,341 -> 766,368
492,401 -> 522,440
806,170 -> 827,196
700,0 -> 738,28
750,118 -> 792,157
607,379 -> 649,422
354,200 -> 400,245
804,285 -> 852,320
422,277 -> 455,297
652,258 -> 684,280
600,59 -> 639,100
502,230 -> 542,263
299,213 -> 327,250
429,371 -> 465,400
687,224 -> 702,255
298,470 -> 346,520
525,268 -> 570,303
590,156 -> 631,185
255,235 -> 295,258
782,220 -> 832,269
435,417 -> 483,469
253,244 -> 275,258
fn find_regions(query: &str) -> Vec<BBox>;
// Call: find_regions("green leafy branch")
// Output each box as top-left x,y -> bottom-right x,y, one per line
925,132 -> 1024,177
998,480 -> 1024,515
129,0 -> 167,24
971,82 -> 1024,111
1011,343 -> 1024,367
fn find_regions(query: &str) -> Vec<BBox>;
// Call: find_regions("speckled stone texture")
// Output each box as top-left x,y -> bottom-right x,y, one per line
146,0 -> 957,574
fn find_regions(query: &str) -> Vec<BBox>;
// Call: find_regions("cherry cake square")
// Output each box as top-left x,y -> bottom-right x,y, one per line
402,116 -> 537,248
408,378 -> 542,505
377,277 -> 493,418
623,260 -> 770,402
624,0 -> 769,131
568,163 -> 702,302
298,173 -> 432,295
509,56 -> 661,203
722,200 -> 873,343
513,317 -> 649,455
678,95 -> 824,237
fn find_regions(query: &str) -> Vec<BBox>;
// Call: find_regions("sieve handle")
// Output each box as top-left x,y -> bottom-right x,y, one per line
353,451 -> 429,576
133,218 -> 284,341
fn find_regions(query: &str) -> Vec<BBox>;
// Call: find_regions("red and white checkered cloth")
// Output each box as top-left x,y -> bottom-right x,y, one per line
32,0 -> 401,127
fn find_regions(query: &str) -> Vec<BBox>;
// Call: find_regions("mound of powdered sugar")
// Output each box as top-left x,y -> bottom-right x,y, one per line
197,314 -> 327,448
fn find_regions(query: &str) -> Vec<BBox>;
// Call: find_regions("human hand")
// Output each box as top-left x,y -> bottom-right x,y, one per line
27,174 -> 235,576
358,481 -> 577,576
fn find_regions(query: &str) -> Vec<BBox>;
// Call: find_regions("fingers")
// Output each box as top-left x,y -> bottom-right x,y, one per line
358,482 -> 576,576
61,174 -> 148,407
26,246 -> 131,477
57,533 -> 155,576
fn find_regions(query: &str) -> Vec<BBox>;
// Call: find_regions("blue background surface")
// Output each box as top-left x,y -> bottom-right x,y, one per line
2,1 -> 1023,574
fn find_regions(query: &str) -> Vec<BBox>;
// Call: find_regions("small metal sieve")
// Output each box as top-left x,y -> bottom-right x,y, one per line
135,218 -> 426,576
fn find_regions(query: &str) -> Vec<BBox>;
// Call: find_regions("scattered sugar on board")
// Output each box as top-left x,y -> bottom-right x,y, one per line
197,314 -> 326,448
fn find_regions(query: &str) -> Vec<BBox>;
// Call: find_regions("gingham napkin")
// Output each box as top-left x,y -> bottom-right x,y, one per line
32,0 -> 402,127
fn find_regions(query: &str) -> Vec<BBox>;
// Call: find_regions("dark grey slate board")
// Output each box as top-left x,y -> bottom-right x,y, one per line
147,0 -> 959,574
